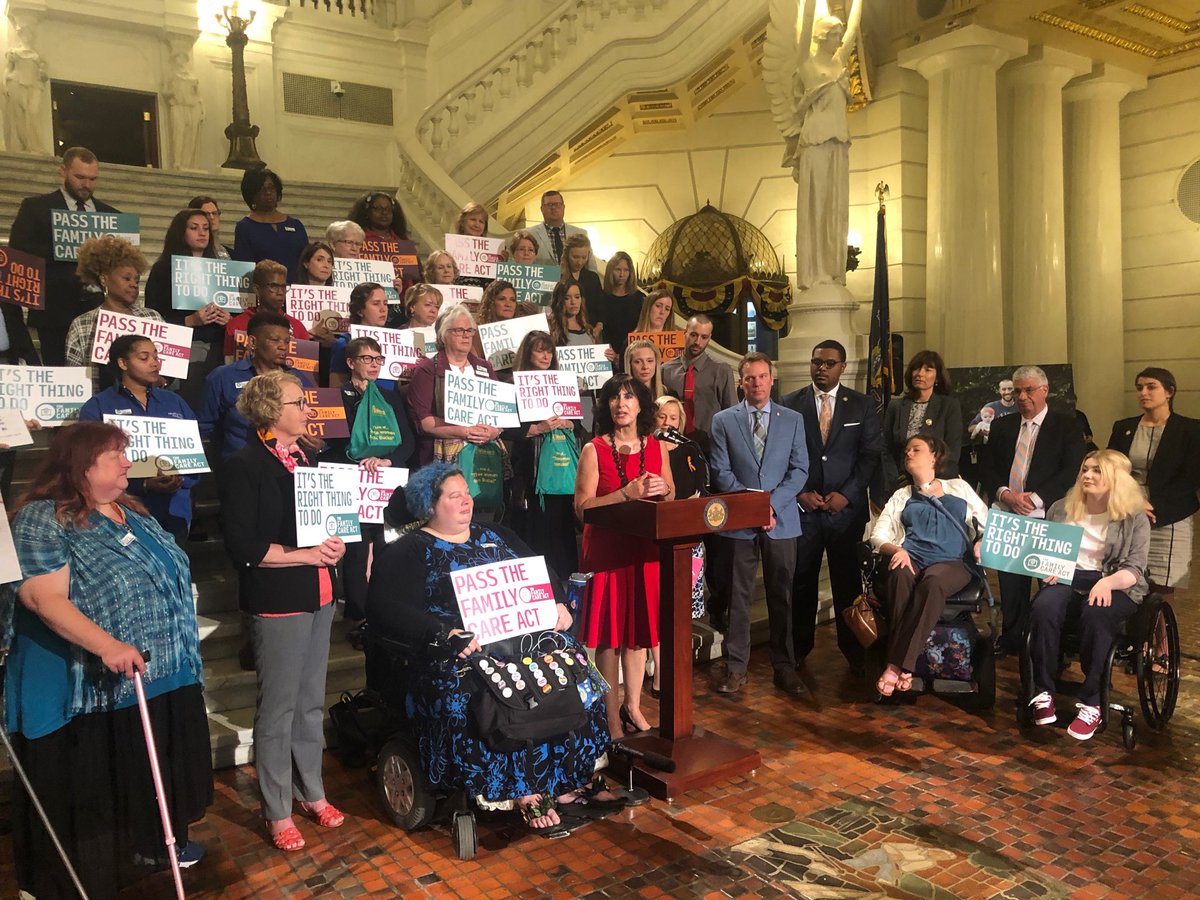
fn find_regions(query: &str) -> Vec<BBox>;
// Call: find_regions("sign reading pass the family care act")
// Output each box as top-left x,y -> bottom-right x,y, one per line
981,510 -> 1084,583
444,371 -> 519,428
294,466 -> 362,547
103,415 -> 210,477
513,370 -> 583,422
495,262 -> 559,306
445,234 -> 504,280
51,211 -> 141,262
171,256 -> 255,311
0,365 -> 91,426
91,312 -> 192,379
478,311 -> 549,371
318,462 -> 409,525
451,555 -> 558,645
556,343 -> 613,390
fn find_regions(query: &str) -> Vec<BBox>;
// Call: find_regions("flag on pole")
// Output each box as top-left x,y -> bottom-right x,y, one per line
867,204 -> 893,416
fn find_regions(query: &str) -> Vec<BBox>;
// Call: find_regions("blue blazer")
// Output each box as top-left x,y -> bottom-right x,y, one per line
709,402 -> 810,541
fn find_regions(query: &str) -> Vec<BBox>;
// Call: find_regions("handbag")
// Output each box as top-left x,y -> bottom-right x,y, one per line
843,591 -> 881,648
534,428 -> 579,503
457,440 -> 506,510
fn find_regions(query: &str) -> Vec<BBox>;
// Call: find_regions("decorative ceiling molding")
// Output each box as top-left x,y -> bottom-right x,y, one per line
1032,3 -> 1200,61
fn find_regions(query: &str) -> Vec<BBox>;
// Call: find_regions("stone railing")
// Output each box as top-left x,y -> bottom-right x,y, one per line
394,136 -> 475,252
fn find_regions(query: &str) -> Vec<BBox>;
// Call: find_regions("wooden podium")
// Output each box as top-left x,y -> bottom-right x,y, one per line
583,490 -> 768,801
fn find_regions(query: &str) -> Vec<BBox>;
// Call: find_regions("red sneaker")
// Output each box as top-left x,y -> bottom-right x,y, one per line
1067,705 -> 1103,741
1029,691 -> 1056,726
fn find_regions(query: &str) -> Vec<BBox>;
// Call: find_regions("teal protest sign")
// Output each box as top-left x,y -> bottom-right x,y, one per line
495,262 -> 560,306
171,256 -> 256,311
980,509 -> 1083,583
51,211 -> 141,261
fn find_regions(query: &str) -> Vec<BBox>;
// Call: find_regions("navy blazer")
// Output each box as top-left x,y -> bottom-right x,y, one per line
980,408 -> 1086,509
1108,413 -> 1200,527
8,190 -> 120,329
782,384 -> 882,530
709,402 -> 809,541
880,393 -> 963,492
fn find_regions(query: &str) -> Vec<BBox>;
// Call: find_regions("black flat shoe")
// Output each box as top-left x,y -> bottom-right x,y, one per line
619,705 -> 651,734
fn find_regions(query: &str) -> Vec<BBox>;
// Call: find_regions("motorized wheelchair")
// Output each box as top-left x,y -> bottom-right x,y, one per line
858,542 -> 997,710
1014,588 -> 1180,749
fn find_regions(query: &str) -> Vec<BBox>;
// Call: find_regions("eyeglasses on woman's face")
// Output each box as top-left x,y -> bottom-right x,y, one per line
281,397 -> 309,409
447,326 -> 476,337
354,354 -> 385,365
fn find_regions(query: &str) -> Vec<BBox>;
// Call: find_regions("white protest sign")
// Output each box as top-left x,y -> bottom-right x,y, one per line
477,311 -> 549,371
332,258 -> 399,301
348,324 -> 422,380
102,415 -> 210,477
445,234 -> 504,280
0,494 -> 21,585
0,365 -> 91,426
556,343 -> 613,390
287,285 -> 353,333
430,283 -> 483,307
0,409 -> 33,448
171,256 -> 255,311
444,371 -> 519,428
450,555 -> 559,645
405,326 -> 437,357
513,370 -> 583,422
90,311 -> 193,379
294,466 -> 362,547
318,462 -> 409,525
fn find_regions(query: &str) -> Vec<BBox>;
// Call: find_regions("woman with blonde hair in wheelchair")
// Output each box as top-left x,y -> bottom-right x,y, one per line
870,435 -> 988,697
1027,450 -> 1151,741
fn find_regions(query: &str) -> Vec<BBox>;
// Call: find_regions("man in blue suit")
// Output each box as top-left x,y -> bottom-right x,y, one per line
709,352 -> 810,696
783,340 -> 882,677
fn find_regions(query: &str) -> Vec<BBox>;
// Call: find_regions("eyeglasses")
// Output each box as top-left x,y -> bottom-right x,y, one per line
263,282 -> 288,293
447,327 -> 476,336
810,358 -> 843,369
354,355 -> 385,365
281,397 -> 309,409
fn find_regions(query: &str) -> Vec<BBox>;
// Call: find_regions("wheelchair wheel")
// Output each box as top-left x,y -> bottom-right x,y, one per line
377,738 -> 435,830
1136,600 -> 1180,731
452,811 -> 477,860
1122,717 -> 1137,751
972,637 -> 996,711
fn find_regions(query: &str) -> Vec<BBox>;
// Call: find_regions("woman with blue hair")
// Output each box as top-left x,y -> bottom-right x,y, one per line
368,462 -> 623,835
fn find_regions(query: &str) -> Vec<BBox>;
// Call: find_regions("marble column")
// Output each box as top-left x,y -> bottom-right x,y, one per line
1001,46 -> 1090,364
1063,64 -> 1146,434
899,25 -> 1026,367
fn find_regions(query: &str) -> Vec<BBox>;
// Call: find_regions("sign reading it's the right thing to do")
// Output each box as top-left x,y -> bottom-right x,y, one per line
980,509 -> 1083,583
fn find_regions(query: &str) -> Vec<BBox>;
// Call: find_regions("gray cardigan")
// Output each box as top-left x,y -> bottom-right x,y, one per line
1047,499 -> 1151,603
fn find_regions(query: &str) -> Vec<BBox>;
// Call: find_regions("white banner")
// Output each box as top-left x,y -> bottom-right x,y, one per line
445,233 -> 504,280
347,324 -> 423,380
294,466 -> 362,547
287,285 -> 353,333
430,283 -> 483,307
103,415 -> 210,477
90,311 -> 193,380
444,371 -> 520,428
0,495 -> 21,585
405,326 -> 437,357
451,555 -> 559,644
332,257 -> 399,301
318,462 -> 410,525
477,311 -> 549,371
0,365 -> 91,427
0,408 -> 33,448
513,370 -> 583,422
556,343 -> 613,390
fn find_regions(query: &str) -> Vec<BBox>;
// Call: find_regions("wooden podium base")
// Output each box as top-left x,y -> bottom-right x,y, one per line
607,728 -> 761,802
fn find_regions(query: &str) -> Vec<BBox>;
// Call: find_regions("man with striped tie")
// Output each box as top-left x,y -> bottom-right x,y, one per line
981,365 -> 1086,655
708,353 -> 810,696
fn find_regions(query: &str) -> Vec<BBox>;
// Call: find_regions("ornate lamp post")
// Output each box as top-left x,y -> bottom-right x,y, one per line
217,4 -> 263,169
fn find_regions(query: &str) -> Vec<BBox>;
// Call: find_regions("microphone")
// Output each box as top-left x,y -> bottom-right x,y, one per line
654,425 -> 692,445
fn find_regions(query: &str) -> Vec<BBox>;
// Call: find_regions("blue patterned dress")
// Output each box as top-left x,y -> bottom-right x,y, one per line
368,523 -> 611,801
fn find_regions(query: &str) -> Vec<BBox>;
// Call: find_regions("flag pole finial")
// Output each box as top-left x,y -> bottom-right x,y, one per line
875,181 -> 890,213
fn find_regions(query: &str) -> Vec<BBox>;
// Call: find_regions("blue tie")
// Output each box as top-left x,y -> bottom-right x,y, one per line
752,410 -> 766,460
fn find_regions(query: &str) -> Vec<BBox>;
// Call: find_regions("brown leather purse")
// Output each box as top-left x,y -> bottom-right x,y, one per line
843,592 -> 881,648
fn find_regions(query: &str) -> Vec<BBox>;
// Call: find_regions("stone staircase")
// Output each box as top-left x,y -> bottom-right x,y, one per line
0,150 -> 396,263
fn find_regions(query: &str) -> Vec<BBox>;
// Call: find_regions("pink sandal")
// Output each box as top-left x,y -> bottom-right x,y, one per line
876,669 -> 899,697
269,823 -> 305,852
300,801 -> 345,828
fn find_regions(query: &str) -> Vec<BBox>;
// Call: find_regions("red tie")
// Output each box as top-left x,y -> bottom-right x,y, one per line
683,364 -> 696,434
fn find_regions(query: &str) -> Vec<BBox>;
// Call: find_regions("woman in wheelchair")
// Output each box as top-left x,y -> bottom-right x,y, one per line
1027,450 -> 1151,741
870,435 -> 988,697
367,463 -> 624,835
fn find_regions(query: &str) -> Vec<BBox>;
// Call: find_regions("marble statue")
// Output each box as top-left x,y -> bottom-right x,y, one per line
4,15 -> 49,154
165,43 -> 205,171
764,0 -> 862,291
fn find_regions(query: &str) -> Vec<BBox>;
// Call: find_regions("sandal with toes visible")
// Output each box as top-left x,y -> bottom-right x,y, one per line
876,670 -> 899,697
520,794 -> 569,836
896,671 -> 914,692
300,802 -> 345,828
269,824 -> 305,852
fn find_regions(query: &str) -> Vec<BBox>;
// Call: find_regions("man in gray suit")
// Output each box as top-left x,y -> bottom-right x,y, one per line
526,190 -> 595,270
708,353 -> 810,696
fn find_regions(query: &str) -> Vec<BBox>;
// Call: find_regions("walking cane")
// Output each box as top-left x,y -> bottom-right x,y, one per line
0,648 -> 91,898
133,651 -> 186,900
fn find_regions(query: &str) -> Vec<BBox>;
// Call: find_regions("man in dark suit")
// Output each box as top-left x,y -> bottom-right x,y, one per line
980,365 -> 1086,654
708,352 -> 809,696
783,339 -> 882,676
7,146 -> 120,365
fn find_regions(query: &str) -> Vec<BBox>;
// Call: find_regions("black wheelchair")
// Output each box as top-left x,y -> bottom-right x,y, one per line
1015,589 -> 1180,749
858,543 -> 997,710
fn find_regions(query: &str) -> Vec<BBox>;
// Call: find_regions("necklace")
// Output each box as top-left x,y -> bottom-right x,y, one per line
105,502 -> 137,547
608,433 -> 646,487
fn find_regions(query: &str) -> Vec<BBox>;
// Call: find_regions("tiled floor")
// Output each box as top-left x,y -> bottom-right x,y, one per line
4,572 -> 1198,898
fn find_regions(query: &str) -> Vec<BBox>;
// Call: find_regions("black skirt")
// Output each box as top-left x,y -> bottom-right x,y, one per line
9,683 -> 213,900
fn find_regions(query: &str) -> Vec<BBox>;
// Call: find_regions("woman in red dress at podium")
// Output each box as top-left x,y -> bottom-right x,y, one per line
575,374 -> 675,737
